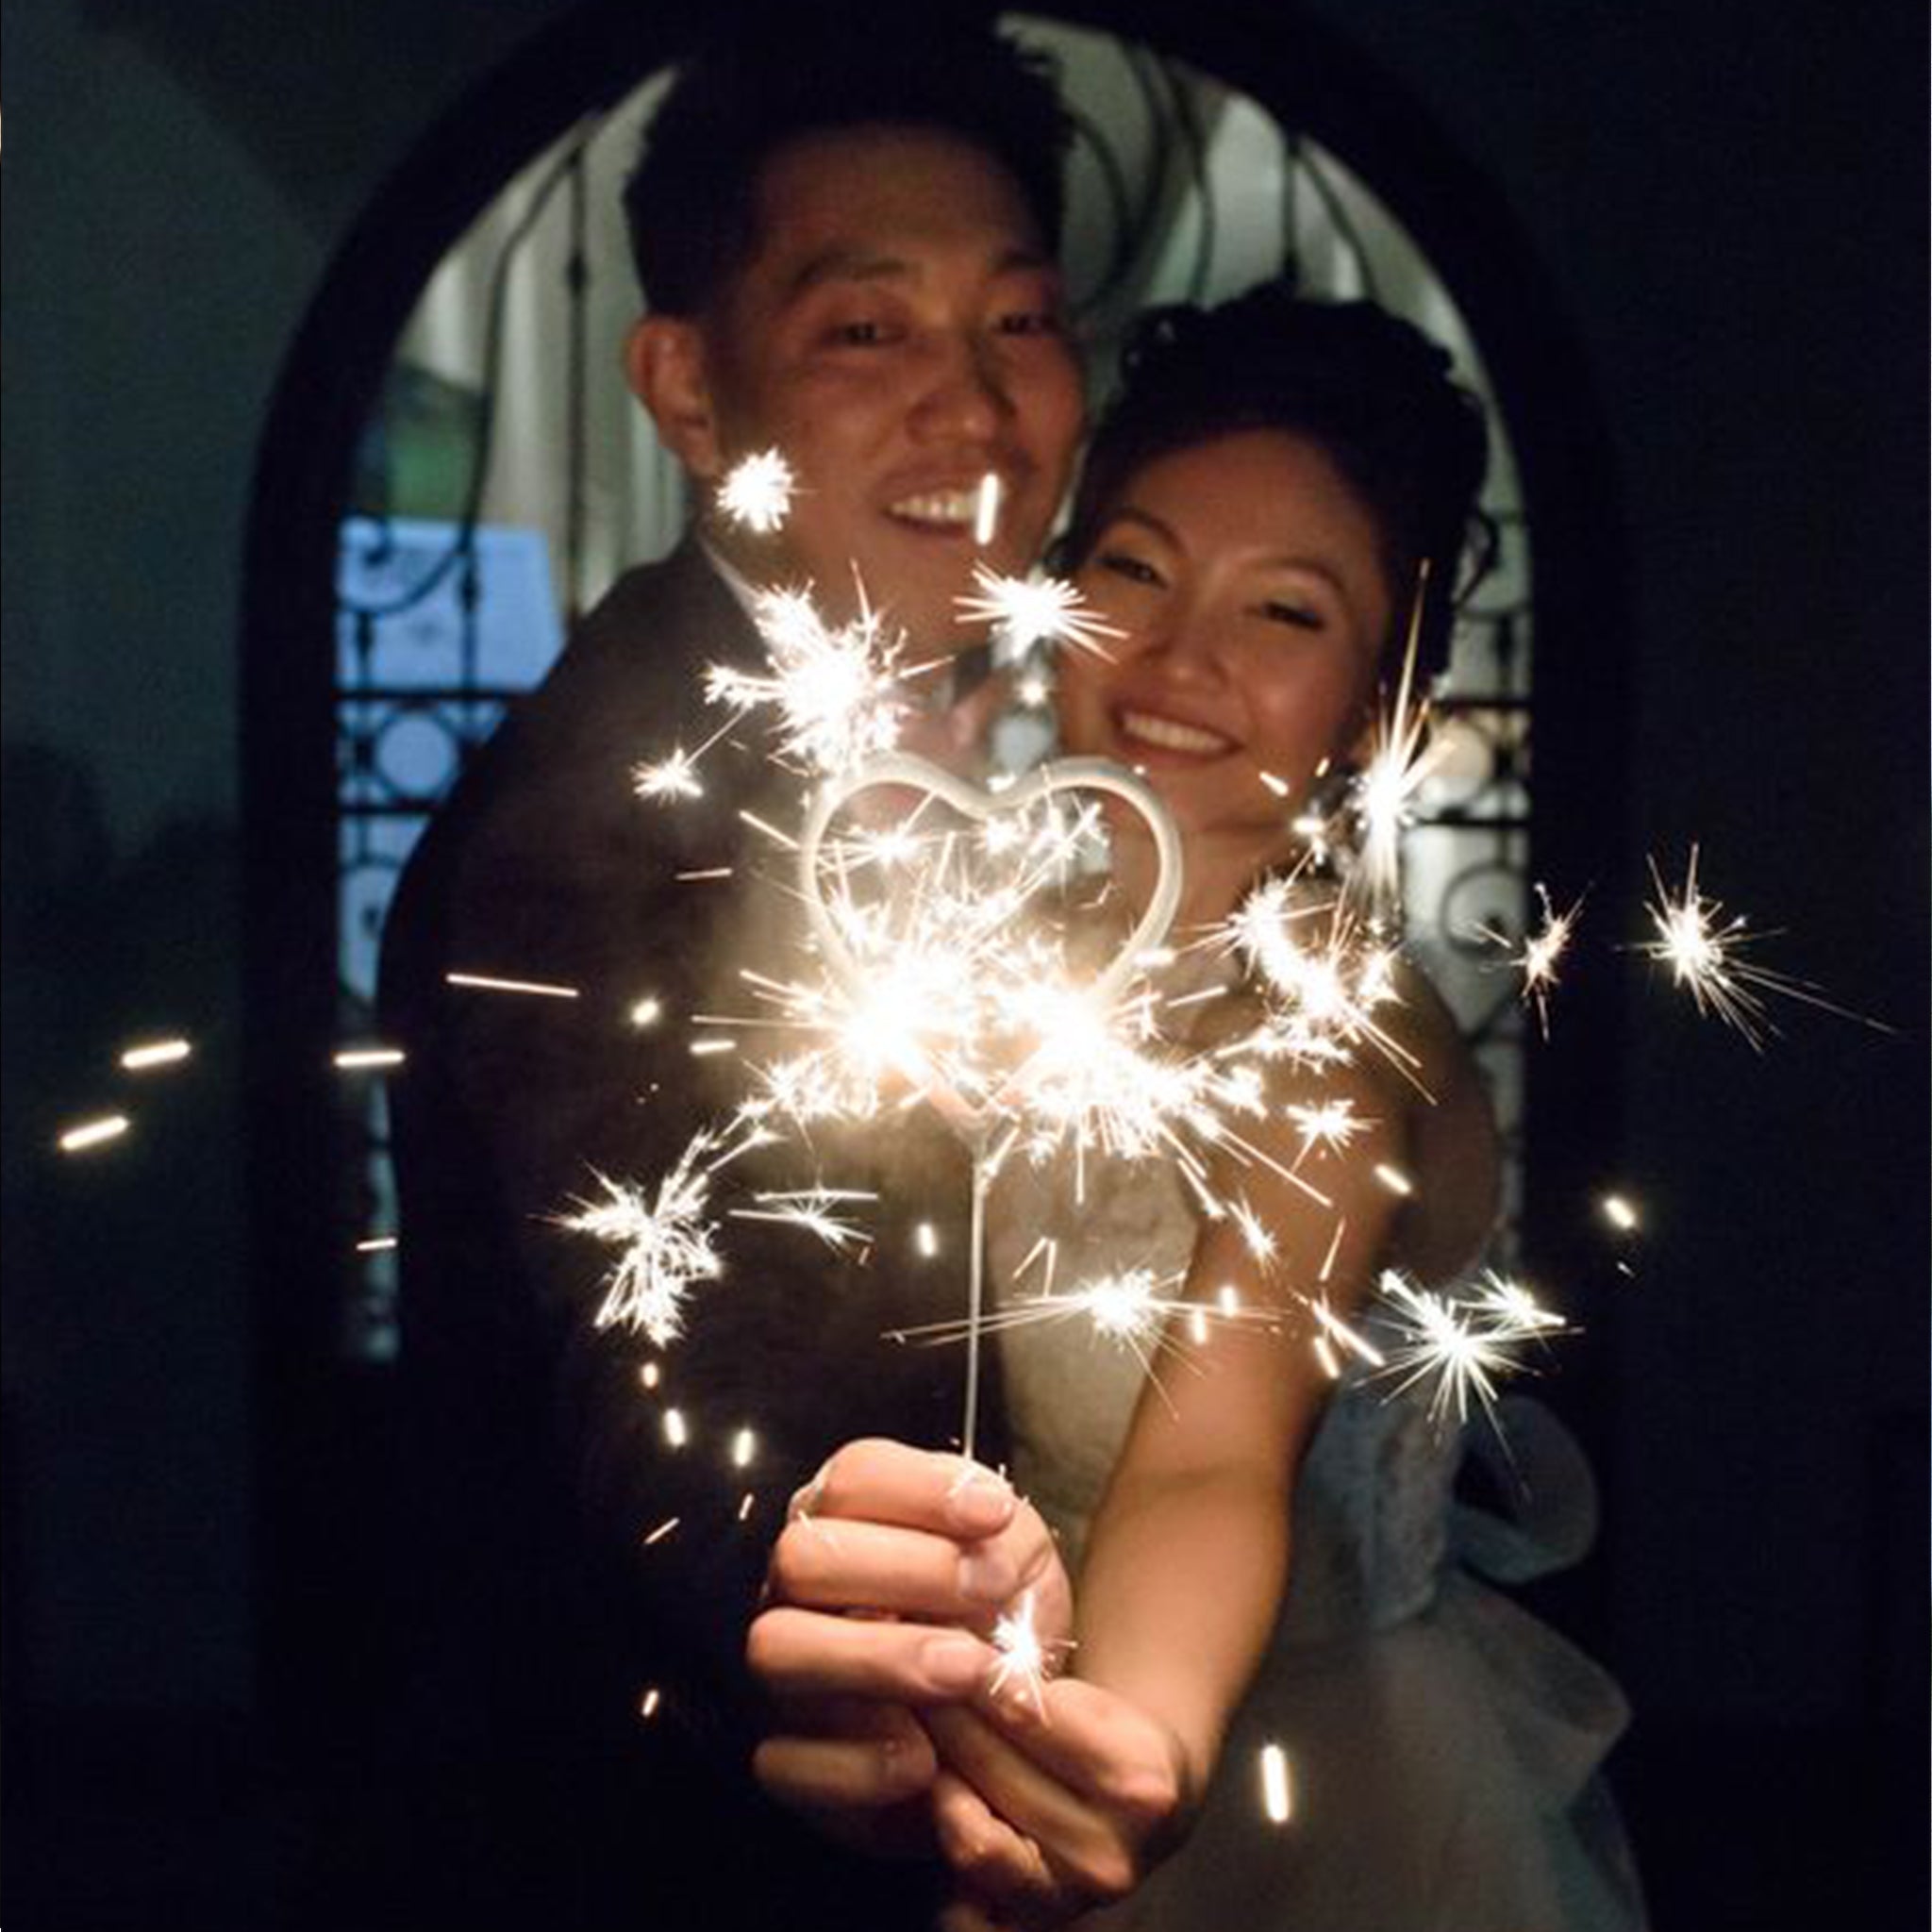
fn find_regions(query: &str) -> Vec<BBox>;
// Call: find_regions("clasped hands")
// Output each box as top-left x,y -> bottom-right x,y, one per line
747,1439 -> 1188,1927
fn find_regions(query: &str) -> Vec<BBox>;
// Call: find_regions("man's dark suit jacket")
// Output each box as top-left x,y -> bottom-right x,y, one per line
372,540 -> 1002,1928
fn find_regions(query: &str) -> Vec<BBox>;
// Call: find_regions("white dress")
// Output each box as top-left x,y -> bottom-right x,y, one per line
988,1115 -> 1648,1929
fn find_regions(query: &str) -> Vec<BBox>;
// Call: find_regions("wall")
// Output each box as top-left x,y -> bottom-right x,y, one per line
6,0 -> 1923,1921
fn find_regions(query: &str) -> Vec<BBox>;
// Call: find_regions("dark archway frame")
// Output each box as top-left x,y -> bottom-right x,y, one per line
242,0 -> 1630,1743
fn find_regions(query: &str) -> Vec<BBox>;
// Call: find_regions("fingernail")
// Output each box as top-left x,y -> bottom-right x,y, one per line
957,1550 -> 1014,1604
920,1632 -> 988,1692
951,1471 -> 1013,1534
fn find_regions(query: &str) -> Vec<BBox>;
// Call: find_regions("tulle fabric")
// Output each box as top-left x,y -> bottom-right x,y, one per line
989,1141 -> 1647,1931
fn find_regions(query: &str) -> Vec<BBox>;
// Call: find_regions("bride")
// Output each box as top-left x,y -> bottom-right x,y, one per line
751,285 -> 1642,1932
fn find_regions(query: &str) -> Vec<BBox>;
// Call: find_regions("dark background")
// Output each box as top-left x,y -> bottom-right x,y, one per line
6,0 -> 1925,1925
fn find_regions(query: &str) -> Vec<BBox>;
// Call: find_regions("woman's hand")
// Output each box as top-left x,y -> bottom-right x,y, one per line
926,1674 -> 1194,1927
746,1439 -> 1072,1842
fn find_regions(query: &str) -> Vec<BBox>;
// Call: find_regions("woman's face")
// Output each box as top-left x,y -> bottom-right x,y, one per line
1060,429 -> 1395,849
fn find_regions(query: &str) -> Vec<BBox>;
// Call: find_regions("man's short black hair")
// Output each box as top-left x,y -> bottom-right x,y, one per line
624,10 -> 1073,317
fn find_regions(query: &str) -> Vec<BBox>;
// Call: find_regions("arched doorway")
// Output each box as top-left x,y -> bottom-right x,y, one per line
242,0 -> 1627,1742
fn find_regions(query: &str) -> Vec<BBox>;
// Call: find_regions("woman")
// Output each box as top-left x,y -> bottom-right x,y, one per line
915,287 -> 1643,1931
752,288 -> 1641,1930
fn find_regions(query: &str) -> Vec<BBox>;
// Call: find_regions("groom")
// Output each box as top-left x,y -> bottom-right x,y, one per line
376,11 -> 1116,1927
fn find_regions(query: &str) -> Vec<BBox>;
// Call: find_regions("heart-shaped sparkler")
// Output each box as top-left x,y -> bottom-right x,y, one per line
798,752 -> 1185,1138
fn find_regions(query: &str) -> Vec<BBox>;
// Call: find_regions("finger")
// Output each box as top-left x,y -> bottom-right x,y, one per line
930,1766 -> 1057,1915
749,1605 -> 995,1702
753,1703 -> 937,1812
792,1439 -> 1015,1539
927,1705 -> 1147,1906
971,1675 -> 1184,1824
768,1514 -> 1024,1621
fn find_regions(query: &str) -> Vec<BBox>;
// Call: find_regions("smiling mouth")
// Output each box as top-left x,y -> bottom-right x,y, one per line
1116,708 -> 1236,758
884,487 -> 992,534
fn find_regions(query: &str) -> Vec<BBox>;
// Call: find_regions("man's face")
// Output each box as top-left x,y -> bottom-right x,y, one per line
680,125 -> 1084,650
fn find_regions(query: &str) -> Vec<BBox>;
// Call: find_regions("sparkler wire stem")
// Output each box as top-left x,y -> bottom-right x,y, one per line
962,1131 -> 991,1462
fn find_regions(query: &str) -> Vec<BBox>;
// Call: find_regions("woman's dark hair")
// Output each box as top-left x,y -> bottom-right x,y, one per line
1062,284 -> 1495,683
624,11 -> 1072,318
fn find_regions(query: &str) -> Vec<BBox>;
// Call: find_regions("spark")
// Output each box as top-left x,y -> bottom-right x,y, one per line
953,563 -> 1123,656
642,1516 -> 680,1545
1373,1163 -> 1413,1197
973,472 -> 1002,546
730,1427 -> 758,1469
58,1113 -> 131,1154
738,1491 -> 757,1523
638,1359 -> 661,1391
889,1263 -> 1266,1390
662,1408 -> 690,1450
1515,886 -> 1582,1035
628,996 -> 664,1029
638,1686 -> 662,1721
1285,1096 -> 1370,1161
1259,1742 -> 1294,1824
717,448 -> 797,534
119,1037 -> 192,1071
445,971 -> 580,1000
1637,848 -> 1874,1049
1373,1268 -> 1564,1428
729,1187 -> 875,1253
914,1221 -> 941,1258
355,1235 -> 398,1254
1352,592 -> 1439,910
333,1045 -> 405,1071
1228,1197 -> 1278,1266
988,1588 -> 1072,1716
1218,878 -> 1418,1086
562,1124 -> 765,1347
1601,1191 -> 1641,1234
675,867 -> 734,882
632,746 -> 707,802
704,583 -> 912,775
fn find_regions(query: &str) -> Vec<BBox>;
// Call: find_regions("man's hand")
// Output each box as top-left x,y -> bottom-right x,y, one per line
748,1439 -> 1071,1837
926,1675 -> 1192,1928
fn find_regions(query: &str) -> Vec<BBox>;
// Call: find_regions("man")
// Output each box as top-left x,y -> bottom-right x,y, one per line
375,14 -> 1084,1926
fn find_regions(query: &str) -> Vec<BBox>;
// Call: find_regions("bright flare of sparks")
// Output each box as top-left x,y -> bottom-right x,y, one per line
1481,883 -> 1581,1038
988,1588 -> 1072,1715
954,564 -> 1123,657
717,448 -> 797,534
1352,599 -> 1439,912
1637,847 -> 1874,1051
633,746 -> 707,802
1374,1268 -> 1566,1427
705,585 -> 913,775
1218,877 -> 1417,1086
1285,1095 -> 1372,1161
563,1125 -> 760,1347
